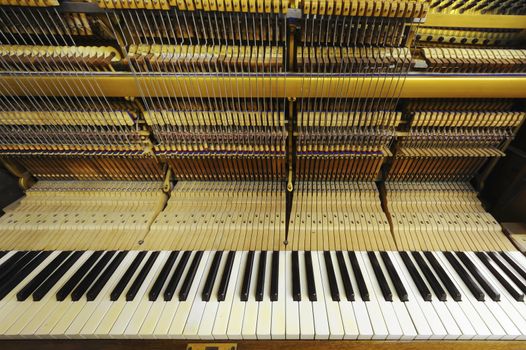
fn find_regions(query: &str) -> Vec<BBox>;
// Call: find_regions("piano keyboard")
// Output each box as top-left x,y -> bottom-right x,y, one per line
0,249 -> 525,340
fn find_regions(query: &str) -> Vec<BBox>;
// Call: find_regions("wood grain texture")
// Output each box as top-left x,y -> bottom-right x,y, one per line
1,340 -> 525,350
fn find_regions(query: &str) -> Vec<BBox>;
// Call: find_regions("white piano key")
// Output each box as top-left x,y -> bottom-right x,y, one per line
226,251 -> 247,339
241,251 -> 259,340
81,251 -> 139,338
256,252 -> 272,340
358,252 -> 402,340
391,252 -> 448,340
386,251 -> 433,340
435,252 -> 505,340
270,251 -> 286,340
284,250 -> 300,339
198,251 -> 230,339
169,251 -> 211,339
122,251 -> 169,338
339,251 -> 372,340
376,251 -> 417,340
466,252 -> 524,340
212,251 -> 242,339
0,251 -> 61,336
298,251 -> 315,340
317,251 -> 344,339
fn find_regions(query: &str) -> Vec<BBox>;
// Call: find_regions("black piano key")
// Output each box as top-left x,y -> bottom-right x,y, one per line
149,251 -> 179,302
323,251 -> 340,302
380,251 -> 408,302
240,251 -> 255,302
17,251 -> 72,301
444,252 -> 485,301
412,251 -> 447,301
126,251 -> 159,302
0,251 -> 35,284
164,251 -> 191,301
305,251 -> 317,302
0,251 -> 50,300
33,251 -> 84,301
348,251 -> 369,301
202,251 -> 222,302
179,251 -> 203,302
424,251 -> 462,301
255,251 -> 267,302
57,251 -> 103,301
86,251 -> 127,301
336,251 -> 354,301
217,251 -> 235,302
111,251 -> 146,301
456,252 -> 500,302
292,251 -> 301,302
488,252 -> 526,294
270,251 -> 279,302
399,251 -> 432,301
477,252 -> 524,302
367,251 -> 392,302
499,252 -> 526,280
0,251 -> 5,260
71,251 -> 116,301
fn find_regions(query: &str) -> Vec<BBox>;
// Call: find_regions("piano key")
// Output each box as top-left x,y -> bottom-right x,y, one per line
86,251 -> 127,301
359,252 -> 402,340
126,251 -> 159,302
0,251 -> 30,283
348,251 -> 369,301
80,252 -> 140,337
399,251 -> 432,301
412,251 -> 447,301
71,251 -> 116,302
0,251 -> 5,260
487,252 -> 526,294
444,252 -> 484,301
178,251 -> 204,302
270,251 -> 286,339
241,250 -> 261,339
317,251 -> 343,339
256,251 -> 273,339
391,252 -> 448,340
367,251 -> 393,302
164,251 -> 191,301
16,251 -> 72,301
380,251 -> 408,302
110,251 -> 146,302
304,251 -> 317,302
466,252 -> 523,340
298,250 -> 315,339
456,252 -> 499,301
386,251 -> 434,340
202,251 -> 222,302
212,251 -> 241,338
0,251 -> 39,287
226,251 -> 249,338
331,251 -> 364,339
240,250 -> 254,302
255,251 -> 267,302
291,250 -> 301,302
33,251 -> 84,302
169,251 -> 210,338
198,251 -> 231,339
269,251 -> 279,302
0,251 -> 51,301
335,251 -> 354,301
284,251 -> 300,339
437,252 -> 505,340
57,251 -> 103,302
323,251 -> 340,302
217,251 -> 235,302
500,252 -> 526,280
0,251 -> 16,267
477,252 -> 524,301
148,250 -> 178,302
424,251 -> 462,301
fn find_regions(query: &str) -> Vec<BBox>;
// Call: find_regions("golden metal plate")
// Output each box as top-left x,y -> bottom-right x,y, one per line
186,343 -> 237,350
